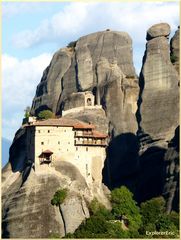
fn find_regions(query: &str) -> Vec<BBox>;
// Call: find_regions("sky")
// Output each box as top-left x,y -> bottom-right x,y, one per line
2,1 -> 179,143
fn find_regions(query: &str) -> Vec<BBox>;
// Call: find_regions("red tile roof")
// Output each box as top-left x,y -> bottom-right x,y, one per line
42,149 -> 53,154
27,117 -> 95,129
73,122 -> 95,130
39,149 -> 53,158
26,117 -> 107,139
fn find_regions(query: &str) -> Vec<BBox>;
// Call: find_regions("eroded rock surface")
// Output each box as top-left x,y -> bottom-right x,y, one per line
31,30 -> 139,136
137,23 -> 179,211
170,27 -> 180,74
138,23 -> 179,148
2,162 -> 109,238
146,22 -> 170,40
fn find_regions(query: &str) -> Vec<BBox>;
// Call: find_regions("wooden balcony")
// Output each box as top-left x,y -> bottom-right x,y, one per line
74,131 -> 92,137
39,149 -> 53,165
74,139 -> 107,146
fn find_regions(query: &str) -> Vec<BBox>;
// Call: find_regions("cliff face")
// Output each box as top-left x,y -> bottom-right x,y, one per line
134,23 -> 179,207
170,27 -> 180,74
2,161 -> 110,238
31,30 -> 139,136
2,24 -> 179,238
138,23 -> 179,145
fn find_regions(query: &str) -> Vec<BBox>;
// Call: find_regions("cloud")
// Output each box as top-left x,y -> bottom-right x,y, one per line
2,53 -> 52,140
12,1 -> 179,49
2,2 -> 49,18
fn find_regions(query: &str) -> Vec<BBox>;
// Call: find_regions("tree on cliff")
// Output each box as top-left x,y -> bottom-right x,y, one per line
51,189 -> 68,235
24,106 -> 31,118
38,110 -> 54,119
65,187 -> 179,238
111,186 -> 142,231
139,197 -> 179,237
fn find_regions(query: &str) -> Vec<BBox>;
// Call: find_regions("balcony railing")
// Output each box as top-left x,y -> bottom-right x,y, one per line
74,139 -> 107,146
75,131 -> 92,137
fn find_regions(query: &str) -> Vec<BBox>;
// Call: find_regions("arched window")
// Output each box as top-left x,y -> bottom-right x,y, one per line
87,98 -> 92,106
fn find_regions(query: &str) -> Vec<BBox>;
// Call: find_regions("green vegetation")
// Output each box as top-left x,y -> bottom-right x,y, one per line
140,196 -> 165,226
67,41 -> 77,48
51,189 -> 68,206
49,232 -> 61,238
51,189 -> 68,236
89,198 -> 113,220
38,110 -> 54,120
169,211 -> 179,229
24,106 -> 31,118
66,216 -> 131,238
111,186 -> 142,231
170,53 -> 178,63
139,197 -> 179,238
125,75 -> 136,79
64,186 -> 179,239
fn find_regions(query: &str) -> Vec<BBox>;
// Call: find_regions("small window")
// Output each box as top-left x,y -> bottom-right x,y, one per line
38,130 -> 41,133
64,130 -> 66,132
68,142 -> 70,144
48,130 -> 50,133
41,142 -> 44,145
58,141 -> 60,144
87,98 -> 92,106
76,147 -> 78,151
86,147 -> 88,151
67,149 -> 68,152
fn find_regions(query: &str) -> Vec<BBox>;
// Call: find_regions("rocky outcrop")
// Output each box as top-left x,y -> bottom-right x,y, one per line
63,108 -> 108,134
2,161 -> 109,238
2,170 -> 65,238
162,126 -> 179,213
170,27 -> 180,74
138,23 -> 179,148
31,48 -> 73,114
146,23 -> 170,40
103,24 -> 179,208
136,23 -> 179,211
31,30 -> 139,136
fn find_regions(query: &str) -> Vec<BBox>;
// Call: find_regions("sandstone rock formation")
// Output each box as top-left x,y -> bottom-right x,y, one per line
2,161 -> 110,238
170,26 -> 180,74
146,23 -> 170,40
138,23 -> 179,148
2,25 -> 179,238
31,30 -> 139,136
136,23 -> 179,210
162,126 -> 179,213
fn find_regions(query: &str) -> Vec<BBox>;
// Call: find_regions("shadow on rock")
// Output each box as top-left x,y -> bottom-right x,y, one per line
136,146 -> 166,203
102,132 -> 171,206
102,132 -> 140,192
34,104 -> 52,116
2,207 -> 10,238
9,128 -> 27,173
163,126 -> 179,213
